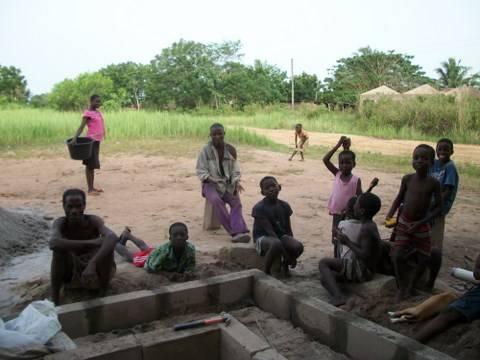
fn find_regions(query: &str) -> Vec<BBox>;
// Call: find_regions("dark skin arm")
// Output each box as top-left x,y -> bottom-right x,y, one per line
366,178 -> 379,193
257,218 -> 279,239
72,117 -> 88,143
49,218 -> 102,252
335,225 -> 377,262
323,136 -> 347,176
386,175 -> 408,219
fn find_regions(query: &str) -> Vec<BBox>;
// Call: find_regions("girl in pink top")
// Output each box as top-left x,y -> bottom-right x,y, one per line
323,136 -> 363,257
72,95 -> 106,196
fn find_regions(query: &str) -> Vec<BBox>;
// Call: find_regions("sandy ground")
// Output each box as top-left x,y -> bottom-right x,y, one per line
249,127 -> 480,165
0,139 -> 479,357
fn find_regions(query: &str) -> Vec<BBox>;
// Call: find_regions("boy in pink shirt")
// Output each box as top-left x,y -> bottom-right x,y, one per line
72,95 -> 106,196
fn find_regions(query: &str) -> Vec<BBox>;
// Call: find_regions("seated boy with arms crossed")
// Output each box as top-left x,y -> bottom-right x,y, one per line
386,144 -> 442,300
49,189 -> 117,305
319,193 -> 382,306
252,176 -> 304,276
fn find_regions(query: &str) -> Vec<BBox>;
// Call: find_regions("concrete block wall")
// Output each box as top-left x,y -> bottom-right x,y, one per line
58,270 -> 258,338
252,274 -> 456,360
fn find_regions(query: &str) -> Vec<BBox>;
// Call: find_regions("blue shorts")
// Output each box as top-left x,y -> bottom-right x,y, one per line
449,285 -> 480,322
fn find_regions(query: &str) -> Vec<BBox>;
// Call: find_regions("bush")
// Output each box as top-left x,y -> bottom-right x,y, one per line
359,95 -> 480,139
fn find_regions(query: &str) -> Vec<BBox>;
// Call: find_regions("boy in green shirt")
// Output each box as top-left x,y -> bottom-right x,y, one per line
115,222 -> 195,278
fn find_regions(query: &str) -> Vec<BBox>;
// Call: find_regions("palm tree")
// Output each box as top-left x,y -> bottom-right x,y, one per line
435,58 -> 479,88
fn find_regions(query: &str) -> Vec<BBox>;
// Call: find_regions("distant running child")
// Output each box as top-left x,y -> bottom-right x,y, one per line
323,136 -> 378,257
288,123 -> 309,161
386,144 -> 442,300
72,94 -> 106,196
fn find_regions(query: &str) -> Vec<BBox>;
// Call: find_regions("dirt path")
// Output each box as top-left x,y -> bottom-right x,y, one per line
249,127 -> 480,164
0,147 -> 479,316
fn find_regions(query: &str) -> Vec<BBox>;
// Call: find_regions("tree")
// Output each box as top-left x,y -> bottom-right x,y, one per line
30,94 -> 49,108
321,47 -> 431,105
247,60 -> 288,104
100,62 -> 149,109
48,72 -> 114,111
0,65 -> 30,103
146,39 -> 242,109
287,72 -> 320,103
436,58 -> 480,88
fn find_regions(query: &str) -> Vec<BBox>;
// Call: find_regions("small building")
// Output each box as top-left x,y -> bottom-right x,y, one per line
403,84 -> 439,96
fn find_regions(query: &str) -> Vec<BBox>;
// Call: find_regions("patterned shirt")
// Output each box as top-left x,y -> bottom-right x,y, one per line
144,242 -> 196,273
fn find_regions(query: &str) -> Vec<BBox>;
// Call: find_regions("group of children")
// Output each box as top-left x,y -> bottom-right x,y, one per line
49,189 -> 197,305
58,104 -> 467,343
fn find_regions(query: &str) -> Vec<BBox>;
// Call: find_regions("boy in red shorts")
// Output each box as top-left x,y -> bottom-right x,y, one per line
386,144 -> 442,300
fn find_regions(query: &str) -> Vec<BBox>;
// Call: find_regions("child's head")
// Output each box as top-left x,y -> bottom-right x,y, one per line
90,94 -> 101,109
436,138 -> 454,163
344,196 -> 358,219
354,193 -> 381,220
210,123 -> 225,147
62,188 -> 86,221
260,176 -> 281,200
295,123 -> 302,132
169,222 -> 189,249
412,144 -> 435,173
338,150 -> 356,175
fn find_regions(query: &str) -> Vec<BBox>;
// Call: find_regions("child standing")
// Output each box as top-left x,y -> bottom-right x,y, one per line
251,176 -> 304,276
323,136 -> 364,257
72,94 -> 106,196
288,123 -> 309,161
425,138 -> 459,290
386,144 -> 442,300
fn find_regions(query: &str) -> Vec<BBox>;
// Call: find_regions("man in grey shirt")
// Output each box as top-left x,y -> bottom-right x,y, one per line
196,123 -> 250,243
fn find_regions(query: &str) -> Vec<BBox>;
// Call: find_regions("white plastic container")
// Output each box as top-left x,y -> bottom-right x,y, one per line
450,267 -> 480,284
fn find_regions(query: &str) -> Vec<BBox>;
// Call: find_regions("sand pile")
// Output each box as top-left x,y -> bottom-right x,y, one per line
0,207 -> 51,264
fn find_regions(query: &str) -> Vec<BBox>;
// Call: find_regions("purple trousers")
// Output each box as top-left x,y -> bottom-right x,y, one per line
202,183 -> 249,236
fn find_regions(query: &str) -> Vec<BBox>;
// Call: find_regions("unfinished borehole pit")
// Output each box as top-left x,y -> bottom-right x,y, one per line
47,270 -> 454,360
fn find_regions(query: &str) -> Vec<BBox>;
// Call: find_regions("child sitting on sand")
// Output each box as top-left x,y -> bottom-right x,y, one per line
115,222 -> 196,278
288,123 -> 309,161
323,136 -> 378,257
318,193 -> 382,306
49,189 -> 117,305
386,144 -> 442,300
251,176 -> 304,276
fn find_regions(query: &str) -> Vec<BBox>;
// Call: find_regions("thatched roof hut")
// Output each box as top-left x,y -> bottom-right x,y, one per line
445,86 -> 480,100
403,84 -> 439,96
359,85 -> 402,103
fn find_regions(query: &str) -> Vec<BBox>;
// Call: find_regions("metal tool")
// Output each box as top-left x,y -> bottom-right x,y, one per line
173,312 -> 231,331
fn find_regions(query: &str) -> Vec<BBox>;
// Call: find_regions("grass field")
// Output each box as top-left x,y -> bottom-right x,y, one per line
1,108 -> 478,190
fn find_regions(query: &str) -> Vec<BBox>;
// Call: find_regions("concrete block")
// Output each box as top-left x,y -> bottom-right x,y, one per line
252,348 -> 288,360
58,290 -> 158,338
139,327 -> 220,360
253,276 -> 293,320
220,318 -> 271,360
44,335 -> 142,360
342,314 -> 455,360
290,294 -> 337,348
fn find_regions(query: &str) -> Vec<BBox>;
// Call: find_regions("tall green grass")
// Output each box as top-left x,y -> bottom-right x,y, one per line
0,109 -> 278,149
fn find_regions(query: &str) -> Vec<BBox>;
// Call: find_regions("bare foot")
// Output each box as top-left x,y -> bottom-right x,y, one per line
330,296 -> 347,307
93,187 -> 104,193
88,190 -> 100,196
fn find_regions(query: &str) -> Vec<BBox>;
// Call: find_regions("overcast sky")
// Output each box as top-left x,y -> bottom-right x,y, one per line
1,0 -> 479,95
